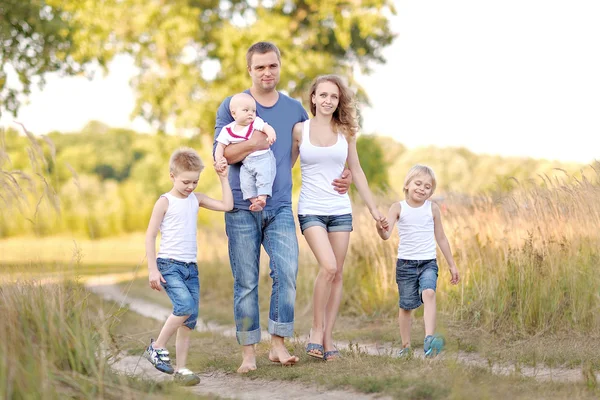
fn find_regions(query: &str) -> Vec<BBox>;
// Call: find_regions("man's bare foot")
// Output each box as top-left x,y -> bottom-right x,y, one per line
268,345 -> 299,366
237,346 -> 257,374
249,197 -> 266,212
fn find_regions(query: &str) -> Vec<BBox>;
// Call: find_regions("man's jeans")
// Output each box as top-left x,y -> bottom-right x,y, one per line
225,205 -> 298,345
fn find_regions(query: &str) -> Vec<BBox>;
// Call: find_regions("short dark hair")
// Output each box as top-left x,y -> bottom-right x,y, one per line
246,42 -> 281,69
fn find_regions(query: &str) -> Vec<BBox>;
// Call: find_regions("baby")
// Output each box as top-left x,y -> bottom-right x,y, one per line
215,93 -> 276,211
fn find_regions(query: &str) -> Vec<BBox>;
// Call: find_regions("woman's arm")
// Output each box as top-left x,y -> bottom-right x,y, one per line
346,136 -> 382,220
291,122 -> 303,167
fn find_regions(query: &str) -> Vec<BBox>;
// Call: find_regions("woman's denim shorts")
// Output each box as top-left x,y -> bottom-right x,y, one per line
396,258 -> 438,310
297,213 -> 353,234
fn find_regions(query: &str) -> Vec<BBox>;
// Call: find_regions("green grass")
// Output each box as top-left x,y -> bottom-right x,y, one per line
117,274 -> 600,374
0,279 -> 213,399
105,295 -> 600,400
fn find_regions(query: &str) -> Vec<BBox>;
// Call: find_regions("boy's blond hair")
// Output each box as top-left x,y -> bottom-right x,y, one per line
403,164 -> 437,196
169,147 -> 204,175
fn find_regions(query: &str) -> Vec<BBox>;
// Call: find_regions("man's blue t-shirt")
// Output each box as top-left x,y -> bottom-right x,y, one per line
213,91 -> 309,211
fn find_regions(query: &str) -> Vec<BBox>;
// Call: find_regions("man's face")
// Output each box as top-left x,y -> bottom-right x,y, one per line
248,51 -> 280,92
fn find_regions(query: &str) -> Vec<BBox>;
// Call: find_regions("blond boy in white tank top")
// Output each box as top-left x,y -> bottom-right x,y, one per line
142,147 -> 233,385
376,164 -> 460,358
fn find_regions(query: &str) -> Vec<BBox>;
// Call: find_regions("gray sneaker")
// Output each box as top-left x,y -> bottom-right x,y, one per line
174,368 -> 201,386
143,339 -> 174,374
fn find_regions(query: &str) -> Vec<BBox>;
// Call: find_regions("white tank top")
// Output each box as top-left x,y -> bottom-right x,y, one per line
157,192 -> 199,263
298,120 -> 352,215
397,200 -> 437,260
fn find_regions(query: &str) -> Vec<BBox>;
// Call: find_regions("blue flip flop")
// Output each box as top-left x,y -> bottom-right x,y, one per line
305,343 -> 324,359
324,349 -> 340,361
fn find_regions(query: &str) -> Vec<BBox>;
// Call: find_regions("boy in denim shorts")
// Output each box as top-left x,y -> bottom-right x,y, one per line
143,147 -> 232,385
376,165 -> 460,358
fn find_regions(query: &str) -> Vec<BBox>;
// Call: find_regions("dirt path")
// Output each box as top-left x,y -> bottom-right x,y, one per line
85,274 -> 599,391
113,354 -> 387,400
87,274 -> 388,400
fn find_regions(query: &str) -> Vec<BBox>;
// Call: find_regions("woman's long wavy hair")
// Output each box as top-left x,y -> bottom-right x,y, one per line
308,75 -> 359,139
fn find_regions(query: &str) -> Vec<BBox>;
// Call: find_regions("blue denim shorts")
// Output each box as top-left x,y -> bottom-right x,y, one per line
297,213 -> 353,234
396,259 -> 438,310
157,258 -> 200,329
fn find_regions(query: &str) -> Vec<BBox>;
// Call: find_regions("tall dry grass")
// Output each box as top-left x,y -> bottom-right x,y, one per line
337,164 -> 600,335
0,280 -> 164,399
0,127 -> 174,399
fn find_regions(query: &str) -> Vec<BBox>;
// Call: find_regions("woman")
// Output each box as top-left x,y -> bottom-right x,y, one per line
291,75 -> 387,361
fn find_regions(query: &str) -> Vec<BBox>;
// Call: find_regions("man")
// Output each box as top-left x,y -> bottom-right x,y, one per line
213,41 -> 351,373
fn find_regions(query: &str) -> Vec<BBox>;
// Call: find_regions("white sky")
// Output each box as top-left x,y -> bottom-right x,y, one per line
2,0 -> 599,163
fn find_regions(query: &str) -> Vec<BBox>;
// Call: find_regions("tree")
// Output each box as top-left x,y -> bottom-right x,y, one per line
355,134 -> 389,192
53,0 -> 397,135
0,1 -> 99,118
2,1 -> 396,135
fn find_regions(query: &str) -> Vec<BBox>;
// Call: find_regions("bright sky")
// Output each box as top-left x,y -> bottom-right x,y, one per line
2,0 -> 599,163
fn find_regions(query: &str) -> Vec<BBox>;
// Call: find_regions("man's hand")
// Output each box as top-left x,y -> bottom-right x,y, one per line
149,268 -> 166,291
248,129 -> 271,151
332,168 -> 352,194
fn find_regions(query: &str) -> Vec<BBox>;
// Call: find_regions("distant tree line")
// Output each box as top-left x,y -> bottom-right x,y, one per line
1,121 -> 589,238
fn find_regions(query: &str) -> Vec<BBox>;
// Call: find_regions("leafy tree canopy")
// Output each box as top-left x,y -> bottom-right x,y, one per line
1,0 -> 397,135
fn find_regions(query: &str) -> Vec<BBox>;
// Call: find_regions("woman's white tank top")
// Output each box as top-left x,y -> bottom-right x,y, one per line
298,120 -> 352,215
157,192 -> 199,263
397,200 -> 437,260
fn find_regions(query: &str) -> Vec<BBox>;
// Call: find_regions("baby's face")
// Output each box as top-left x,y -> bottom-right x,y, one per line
231,99 -> 257,126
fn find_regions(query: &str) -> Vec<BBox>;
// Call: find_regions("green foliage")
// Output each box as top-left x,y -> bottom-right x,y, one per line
1,123 -> 593,238
0,0 -> 96,118
1,0 -> 396,134
355,134 -> 390,192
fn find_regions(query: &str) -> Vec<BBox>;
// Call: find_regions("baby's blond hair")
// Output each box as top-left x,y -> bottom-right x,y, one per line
403,164 -> 437,196
169,147 -> 204,175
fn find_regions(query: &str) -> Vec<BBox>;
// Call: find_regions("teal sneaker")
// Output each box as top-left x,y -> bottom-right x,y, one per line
423,334 -> 444,357
397,347 -> 412,359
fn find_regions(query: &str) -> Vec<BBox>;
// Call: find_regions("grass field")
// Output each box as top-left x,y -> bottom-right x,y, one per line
2,149 -> 599,398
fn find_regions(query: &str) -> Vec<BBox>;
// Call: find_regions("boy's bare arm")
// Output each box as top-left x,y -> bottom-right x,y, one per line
197,167 -> 233,211
377,202 -> 400,240
145,197 -> 168,291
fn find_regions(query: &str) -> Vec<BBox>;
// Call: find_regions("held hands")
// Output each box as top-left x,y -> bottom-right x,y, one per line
332,168 -> 352,194
449,265 -> 460,285
149,268 -> 166,291
375,215 -> 389,231
213,157 -> 228,176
